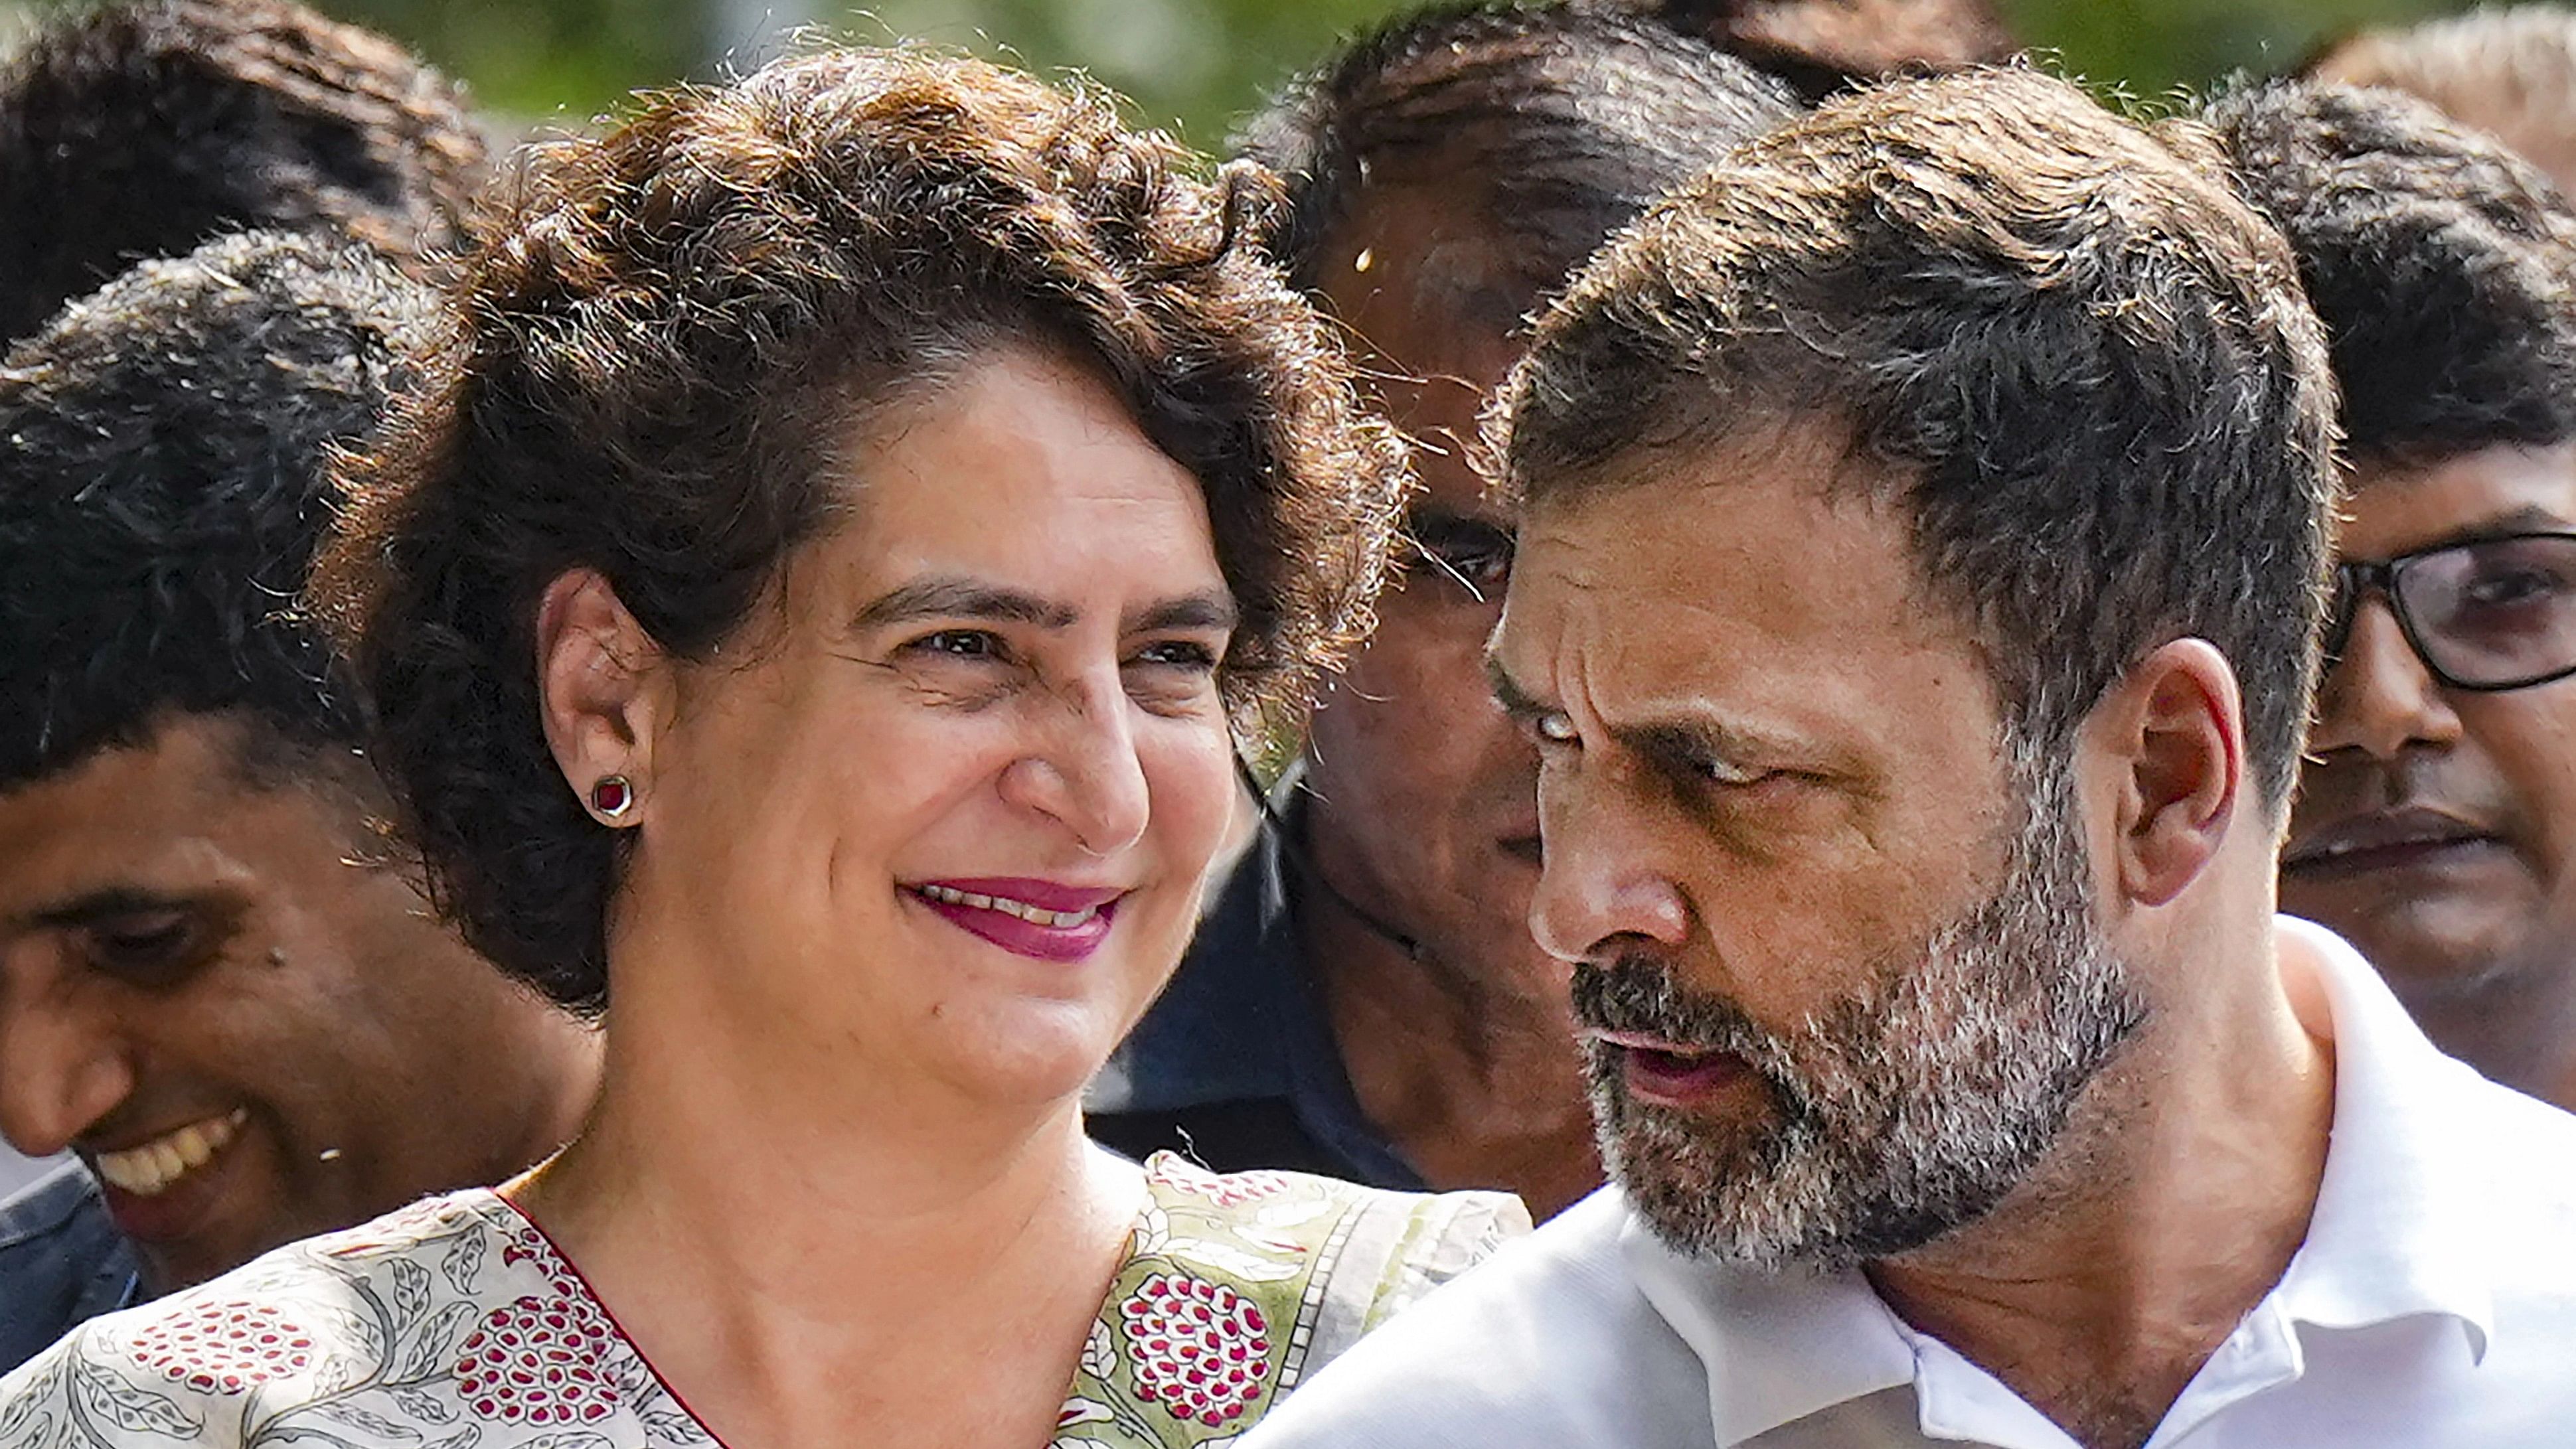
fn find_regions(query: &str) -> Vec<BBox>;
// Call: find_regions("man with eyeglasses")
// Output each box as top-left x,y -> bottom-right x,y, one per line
2219,80 -> 2576,1114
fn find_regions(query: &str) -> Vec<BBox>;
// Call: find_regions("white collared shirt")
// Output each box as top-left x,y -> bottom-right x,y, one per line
1238,918 -> 2576,1448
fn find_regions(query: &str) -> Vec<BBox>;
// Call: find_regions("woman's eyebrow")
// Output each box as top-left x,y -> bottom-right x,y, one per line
851,577 -> 1079,631
1129,589 -> 1239,634
852,577 -> 1236,635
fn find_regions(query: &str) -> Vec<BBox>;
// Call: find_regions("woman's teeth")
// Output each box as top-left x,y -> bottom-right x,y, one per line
916,883 -> 1100,928
95,1108 -> 248,1197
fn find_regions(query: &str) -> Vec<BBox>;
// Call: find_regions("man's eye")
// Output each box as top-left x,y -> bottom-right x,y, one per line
1423,541 -> 1512,595
1532,711 -> 1579,745
1696,758 -> 1773,788
84,914 -> 207,986
1409,522 -> 1516,603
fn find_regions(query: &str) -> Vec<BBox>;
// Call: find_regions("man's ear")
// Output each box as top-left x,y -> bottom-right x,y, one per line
2081,638 -> 2245,909
535,568 -> 671,824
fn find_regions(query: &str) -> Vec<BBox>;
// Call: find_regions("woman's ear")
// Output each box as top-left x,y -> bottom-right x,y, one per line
536,568 -> 671,824
2083,638 -> 2247,910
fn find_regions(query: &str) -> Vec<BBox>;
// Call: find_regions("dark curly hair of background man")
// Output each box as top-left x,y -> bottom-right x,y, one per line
0,0 -> 487,341
2210,80 -> 2576,465
0,228 -> 435,792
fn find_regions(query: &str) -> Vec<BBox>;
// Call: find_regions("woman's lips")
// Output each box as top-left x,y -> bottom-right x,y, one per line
910,877 -> 1122,962
1590,1030 -> 1755,1108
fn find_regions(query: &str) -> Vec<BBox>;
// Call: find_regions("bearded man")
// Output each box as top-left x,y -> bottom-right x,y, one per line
1238,66 -> 2576,1449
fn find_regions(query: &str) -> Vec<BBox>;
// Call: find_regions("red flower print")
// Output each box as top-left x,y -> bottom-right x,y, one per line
125,1301 -> 317,1395
1117,1272 -> 1273,1428
455,1294 -> 621,1426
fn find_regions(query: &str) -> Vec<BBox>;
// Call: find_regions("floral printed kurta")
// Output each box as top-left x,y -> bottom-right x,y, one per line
0,1154 -> 1524,1449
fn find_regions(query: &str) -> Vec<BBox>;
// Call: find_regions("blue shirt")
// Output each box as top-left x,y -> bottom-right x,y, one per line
0,1162 -> 139,1372
1087,793 -> 1427,1190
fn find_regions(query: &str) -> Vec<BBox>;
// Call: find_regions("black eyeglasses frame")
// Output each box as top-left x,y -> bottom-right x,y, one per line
2324,528 -> 2576,694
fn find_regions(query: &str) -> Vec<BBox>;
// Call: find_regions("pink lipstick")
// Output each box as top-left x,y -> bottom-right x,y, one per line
910,877 -> 1122,962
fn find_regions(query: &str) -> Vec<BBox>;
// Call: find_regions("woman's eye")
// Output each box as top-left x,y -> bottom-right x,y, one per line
909,629 -> 1003,660
1132,639 -> 1220,671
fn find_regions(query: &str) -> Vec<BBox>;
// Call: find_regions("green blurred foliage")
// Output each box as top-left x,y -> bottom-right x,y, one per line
7,0 -> 2492,137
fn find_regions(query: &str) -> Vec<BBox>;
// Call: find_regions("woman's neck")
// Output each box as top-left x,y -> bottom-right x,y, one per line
510,964 -> 1147,1449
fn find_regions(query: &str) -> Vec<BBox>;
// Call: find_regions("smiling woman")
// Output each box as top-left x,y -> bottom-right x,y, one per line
0,44 -> 1522,1449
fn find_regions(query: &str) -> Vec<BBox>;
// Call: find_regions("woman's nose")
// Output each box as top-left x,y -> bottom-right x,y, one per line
999,676 -> 1152,858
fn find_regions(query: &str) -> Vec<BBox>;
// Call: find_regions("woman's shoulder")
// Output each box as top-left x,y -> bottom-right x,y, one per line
0,1189 -> 704,1449
1152,1154 -> 1526,1320
1054,1154 -> 1527,1447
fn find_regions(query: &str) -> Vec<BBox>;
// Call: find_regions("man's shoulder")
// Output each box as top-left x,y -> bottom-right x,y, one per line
1244,1189 -> 1710,1449
0,1165 -> 139,1375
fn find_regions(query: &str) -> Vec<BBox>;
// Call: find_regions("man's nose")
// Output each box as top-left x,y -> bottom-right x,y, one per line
999,674 -> 1153,858
1528,763 -> 1691,963
2309,599 -> 2464,760
0,980 -> 135,1158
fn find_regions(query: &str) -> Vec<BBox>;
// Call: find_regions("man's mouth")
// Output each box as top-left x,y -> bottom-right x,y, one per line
1589,1030 -> 1756,1108
2282,806 -> 2502,879
92,1108 -> 248,1198
908,877 -> 1123,962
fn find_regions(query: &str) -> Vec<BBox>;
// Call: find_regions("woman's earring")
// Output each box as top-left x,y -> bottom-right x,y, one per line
590,774 -> 637,822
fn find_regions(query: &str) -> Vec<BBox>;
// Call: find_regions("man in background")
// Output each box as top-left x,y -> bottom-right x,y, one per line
1089,2 -> 1801,1219
2220,80 -> 2576,1116
0,230 -> 601,1370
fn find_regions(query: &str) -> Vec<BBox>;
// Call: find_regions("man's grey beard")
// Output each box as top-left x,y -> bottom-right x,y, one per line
1573,743 -> 2149,1272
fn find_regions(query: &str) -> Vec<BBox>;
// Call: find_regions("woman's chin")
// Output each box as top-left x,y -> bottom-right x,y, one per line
920,1000 -> 1127,1112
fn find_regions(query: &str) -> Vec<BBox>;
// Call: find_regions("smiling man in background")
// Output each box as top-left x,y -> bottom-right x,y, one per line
0,232 -> 601,1371
2217,80 -> 2576,1115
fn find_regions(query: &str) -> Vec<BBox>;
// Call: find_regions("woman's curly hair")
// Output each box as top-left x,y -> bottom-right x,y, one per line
309,48 -> 1412,1013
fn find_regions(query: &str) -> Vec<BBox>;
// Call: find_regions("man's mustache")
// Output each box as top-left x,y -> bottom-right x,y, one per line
1572,956 -> 1778,1061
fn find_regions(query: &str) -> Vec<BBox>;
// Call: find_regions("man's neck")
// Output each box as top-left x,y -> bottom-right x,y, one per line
1298,858 -> 1601,1219
1864,923 -> 2338,1449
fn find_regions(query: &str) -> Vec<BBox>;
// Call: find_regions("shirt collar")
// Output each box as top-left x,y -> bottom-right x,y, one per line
1621,915 -> 2500,1445
1621,1212 -> 1919,1444
2267,915 -> 2496,1361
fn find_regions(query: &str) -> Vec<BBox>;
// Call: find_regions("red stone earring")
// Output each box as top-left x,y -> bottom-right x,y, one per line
590,774 -> 635,821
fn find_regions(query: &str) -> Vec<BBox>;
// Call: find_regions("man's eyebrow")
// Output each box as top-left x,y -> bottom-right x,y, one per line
852,577 -> 1079,632
2409,503 -> 2572,553
1406,502 -> 1512,540
1131,590 -> 1239,634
